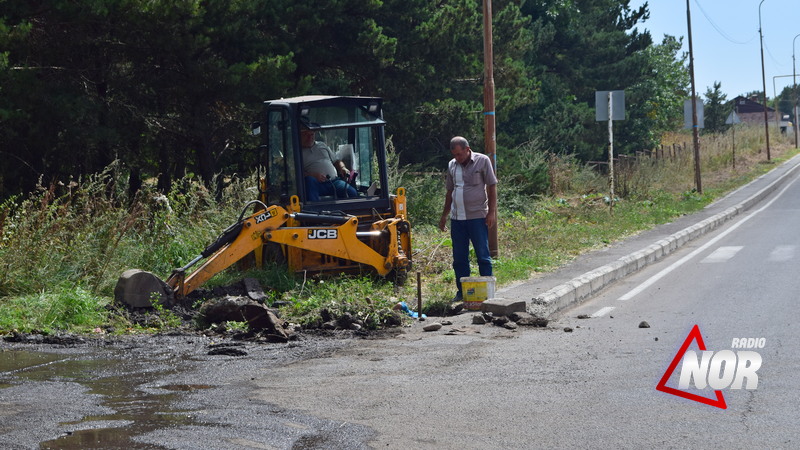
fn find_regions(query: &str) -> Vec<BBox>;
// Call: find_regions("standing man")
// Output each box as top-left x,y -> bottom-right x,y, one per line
438,136 -> 497,302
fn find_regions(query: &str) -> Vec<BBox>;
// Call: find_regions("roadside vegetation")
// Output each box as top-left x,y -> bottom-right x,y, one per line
0,127 -> 796,335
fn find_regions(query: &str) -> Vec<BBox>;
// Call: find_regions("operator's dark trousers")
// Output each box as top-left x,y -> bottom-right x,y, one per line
450,218 -> 493,297
305,177 -> 358,201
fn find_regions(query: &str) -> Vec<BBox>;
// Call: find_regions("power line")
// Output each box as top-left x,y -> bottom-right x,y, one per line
694,0 -> 755,45
763,41 -> 787,68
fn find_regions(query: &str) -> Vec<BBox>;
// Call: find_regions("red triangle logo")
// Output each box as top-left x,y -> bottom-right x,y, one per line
656,324 -> 727,409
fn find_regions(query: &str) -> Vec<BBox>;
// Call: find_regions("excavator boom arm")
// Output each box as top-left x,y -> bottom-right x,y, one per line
167,206 -> 410,299
167,206 -> 290,297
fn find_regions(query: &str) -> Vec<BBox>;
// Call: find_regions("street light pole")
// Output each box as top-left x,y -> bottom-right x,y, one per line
793,33 -> 799,149
759,0 -> 771,161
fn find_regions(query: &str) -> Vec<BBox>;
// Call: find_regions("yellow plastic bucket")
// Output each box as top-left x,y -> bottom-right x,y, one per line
460,276 -> 496,310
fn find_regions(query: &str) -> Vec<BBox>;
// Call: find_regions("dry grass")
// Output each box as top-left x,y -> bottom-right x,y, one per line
1,125 -> 797,329
404,125 -> 799,312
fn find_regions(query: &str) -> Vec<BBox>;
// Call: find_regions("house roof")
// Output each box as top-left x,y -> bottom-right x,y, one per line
733,96 -> 775,113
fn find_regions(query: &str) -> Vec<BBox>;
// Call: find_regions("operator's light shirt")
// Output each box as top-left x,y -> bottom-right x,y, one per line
446,151 -> 497,220
303,142 -> 338,179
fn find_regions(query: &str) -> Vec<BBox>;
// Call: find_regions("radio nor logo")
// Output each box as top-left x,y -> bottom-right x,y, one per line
656,325 -> 763,409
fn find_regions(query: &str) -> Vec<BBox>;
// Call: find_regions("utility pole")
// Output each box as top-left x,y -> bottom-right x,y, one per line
687,0 -> 702,193
759,0 -> 771,161
482,0 -> 498,257
607,92 -> 615,213
793,33 -> 799,149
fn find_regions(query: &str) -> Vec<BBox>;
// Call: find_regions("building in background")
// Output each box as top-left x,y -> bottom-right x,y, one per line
732,96 -> 777,125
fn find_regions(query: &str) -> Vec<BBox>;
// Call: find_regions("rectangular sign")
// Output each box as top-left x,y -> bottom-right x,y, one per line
684,98 -> 705,129
595,90 -> 625,121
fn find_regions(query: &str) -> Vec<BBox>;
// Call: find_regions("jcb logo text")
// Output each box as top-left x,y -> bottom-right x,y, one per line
308,229 -> 338,239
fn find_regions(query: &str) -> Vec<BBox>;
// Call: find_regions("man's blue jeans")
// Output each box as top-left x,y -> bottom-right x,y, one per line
305,176 -> 358,201
450,218 -> 493,297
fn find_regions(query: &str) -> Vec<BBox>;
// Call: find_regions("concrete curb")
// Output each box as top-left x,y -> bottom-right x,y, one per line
526,154 -> 800,319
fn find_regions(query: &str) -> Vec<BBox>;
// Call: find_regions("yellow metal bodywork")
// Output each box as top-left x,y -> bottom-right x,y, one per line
283,188 -> 411,276
166,190 -> 411,298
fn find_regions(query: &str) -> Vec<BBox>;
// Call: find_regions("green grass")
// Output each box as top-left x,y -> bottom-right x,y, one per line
280,276 -> 401,329
402,127 -> 798,312
0,127 -> 797,333
0,284 -> 109,334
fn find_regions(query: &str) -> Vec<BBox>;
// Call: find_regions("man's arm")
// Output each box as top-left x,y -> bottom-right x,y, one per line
439,188 -> 453,231
325,146 -> 349,178
485,183 -> 497,228
333,160 -> 350,178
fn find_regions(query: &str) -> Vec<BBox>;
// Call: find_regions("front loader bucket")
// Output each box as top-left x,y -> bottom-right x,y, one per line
114,269 -> 174,308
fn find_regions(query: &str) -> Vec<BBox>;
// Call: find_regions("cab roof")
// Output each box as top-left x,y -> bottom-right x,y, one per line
265,95 -> 381,105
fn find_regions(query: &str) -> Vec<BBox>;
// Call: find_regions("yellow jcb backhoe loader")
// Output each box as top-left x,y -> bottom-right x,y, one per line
115,96 -> 412,308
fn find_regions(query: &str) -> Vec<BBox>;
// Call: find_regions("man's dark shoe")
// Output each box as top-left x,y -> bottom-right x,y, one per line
451,293 -> 463,302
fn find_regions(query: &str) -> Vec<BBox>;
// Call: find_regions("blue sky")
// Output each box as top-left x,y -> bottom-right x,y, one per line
632,0 -> 800,101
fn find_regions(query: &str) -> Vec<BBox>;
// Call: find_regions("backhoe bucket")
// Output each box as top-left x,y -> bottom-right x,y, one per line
114,269 -> 174,308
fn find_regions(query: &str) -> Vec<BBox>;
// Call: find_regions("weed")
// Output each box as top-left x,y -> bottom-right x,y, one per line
0,127 -> 797,334
0,284 -> 108,334
390,126 -> 798,313
151,296 -> 183,329
225,321 -> 249,332
281,276 -> 403,330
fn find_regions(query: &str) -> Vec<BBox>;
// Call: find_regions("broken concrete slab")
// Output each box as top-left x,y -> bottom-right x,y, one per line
509,311 -> 548,327
481,298 -> 525,317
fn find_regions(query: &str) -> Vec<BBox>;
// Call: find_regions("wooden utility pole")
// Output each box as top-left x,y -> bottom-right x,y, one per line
732,105 -> 738,169
793,33 -> 799,149
687,0 -> 702,193
607,92 -> 615,214
759,0 -> 771,160
483,0 -> 498,257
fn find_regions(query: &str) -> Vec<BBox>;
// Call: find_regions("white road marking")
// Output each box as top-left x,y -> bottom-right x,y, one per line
591,306 -> 615,318
618,171 -> 800,301
768,245 -> 795,262
700,246 -> 743,263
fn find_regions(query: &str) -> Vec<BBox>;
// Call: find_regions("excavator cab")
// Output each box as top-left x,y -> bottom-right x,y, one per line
258,96 -> 390,212
253,96 -> 410,277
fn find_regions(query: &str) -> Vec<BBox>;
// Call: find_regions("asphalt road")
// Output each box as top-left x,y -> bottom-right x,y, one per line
2,157 -> 800,448
248,164 -> 800,446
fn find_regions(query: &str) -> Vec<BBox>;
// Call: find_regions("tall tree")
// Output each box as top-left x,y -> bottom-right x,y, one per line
621,35 -> 689,148
369,0 -> 537,167
703,81 -> 728,134
372,0 -> 483,165
0,0 -> 691,200
0,0 -> 300,196
520,0 -> 654,159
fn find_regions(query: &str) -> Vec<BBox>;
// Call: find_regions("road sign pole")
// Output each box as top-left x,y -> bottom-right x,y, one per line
596,90 -> 624,214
